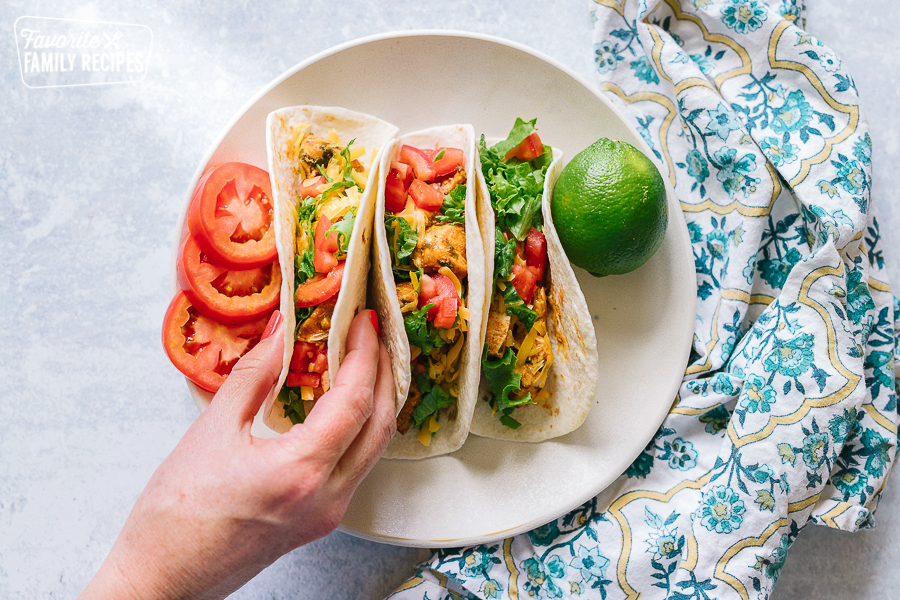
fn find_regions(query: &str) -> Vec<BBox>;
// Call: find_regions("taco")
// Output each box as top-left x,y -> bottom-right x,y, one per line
264,106 -> 399,432
470,118 -> 599,441
372,125 -> 489,459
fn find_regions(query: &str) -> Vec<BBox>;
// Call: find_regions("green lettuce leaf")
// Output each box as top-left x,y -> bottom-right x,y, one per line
279,387 -> 307,425
385,215 -> 418,266
488,117 -> 537,161
435,184 -> 466,225
404,303 -> 446,355
327,205 -> 356,254
481,345 -> 533,412
411,374 -> 454,430
493,227 -> 516,282
502,284 -> 538,331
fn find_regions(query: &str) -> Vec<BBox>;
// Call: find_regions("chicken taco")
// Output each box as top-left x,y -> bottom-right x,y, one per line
471,118 -> 599,441
264,106 -> 399,432
372,125 -> 489,458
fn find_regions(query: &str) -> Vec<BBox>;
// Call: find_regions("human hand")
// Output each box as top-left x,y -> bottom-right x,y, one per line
80,309 -> 396,600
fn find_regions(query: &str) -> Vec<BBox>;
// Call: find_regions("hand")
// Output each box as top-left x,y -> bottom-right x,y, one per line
80,309 -> 396,600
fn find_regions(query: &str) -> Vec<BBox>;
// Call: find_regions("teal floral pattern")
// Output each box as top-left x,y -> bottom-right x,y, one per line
389,1 -> 899,599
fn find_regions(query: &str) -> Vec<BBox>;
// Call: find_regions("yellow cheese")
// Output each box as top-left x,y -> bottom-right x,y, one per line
446,334 -> 464,367
428,414 -> 441,432
533,349 -> 554,388
327,130 -> 341,144
351,170 -> 367,190
516,326 -> 540,369
409,270 -> 419,291
349,145 -> 366,161
417,426 -> 432,446
300,386 -> 315,401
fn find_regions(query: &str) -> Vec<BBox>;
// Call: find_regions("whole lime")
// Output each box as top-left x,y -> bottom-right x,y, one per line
551,138 -> 667,276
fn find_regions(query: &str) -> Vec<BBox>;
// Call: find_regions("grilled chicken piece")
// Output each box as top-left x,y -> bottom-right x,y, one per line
439,169 -> 466,194
532,286 -> 547,319
516,334 -> 551,388
396,378 -> 423,435
485,311 -> 511,358
295,298 -> 336,343
412,224 -> 467,277
396,281 -> 418,313
299,134 -> 333,167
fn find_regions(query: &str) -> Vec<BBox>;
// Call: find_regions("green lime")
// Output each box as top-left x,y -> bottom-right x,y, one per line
551,138 -> 667,277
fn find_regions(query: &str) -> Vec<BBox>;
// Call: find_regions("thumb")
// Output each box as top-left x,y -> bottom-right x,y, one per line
208,311 -> 285,432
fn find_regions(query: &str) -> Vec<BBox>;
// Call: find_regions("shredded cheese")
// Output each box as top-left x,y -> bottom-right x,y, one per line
349,145 -> 366,161
300,386 -> 314,401
351,170 -> 367,190
409,345 -> 422,361
533,349 -> 554,388
409,270 -> 419,291
533,389 -> 551,405
327,130 -> 340,144
417,426 -> 432,446
457,306 -> 470,332
516,326 -> 541,369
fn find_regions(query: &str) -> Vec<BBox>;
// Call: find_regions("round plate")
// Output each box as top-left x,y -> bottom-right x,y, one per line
172,31 -> 696,547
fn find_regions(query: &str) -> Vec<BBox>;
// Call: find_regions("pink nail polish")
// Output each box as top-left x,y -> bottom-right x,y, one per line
261,310 -> 283,340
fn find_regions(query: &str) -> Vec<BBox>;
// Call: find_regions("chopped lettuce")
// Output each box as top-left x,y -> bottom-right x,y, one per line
385,215 -> 418,266
327,205 -> 357,254
479,118 -> 553,241
482,346 -> 533,414
404,302 -> 446,355
279,387 -> 307,425
493,227 -> 516,282
411,374 -> 454,430
435,184 -> 466,225
501,284 -> 538,331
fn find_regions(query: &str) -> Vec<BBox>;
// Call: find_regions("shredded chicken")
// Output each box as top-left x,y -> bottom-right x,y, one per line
396,378 -> 422,435
485,311 -> 511,358
299,134 -> 333,167
516,335 -> 551,388
439,169 -> 466,194
295,298 -> 336,343
412,224 -> 467,277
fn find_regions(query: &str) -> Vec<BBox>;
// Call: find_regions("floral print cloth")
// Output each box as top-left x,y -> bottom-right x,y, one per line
387,1 -> 900,598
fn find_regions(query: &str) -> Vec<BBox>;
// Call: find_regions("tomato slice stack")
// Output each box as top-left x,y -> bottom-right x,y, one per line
163,163 -> 281,393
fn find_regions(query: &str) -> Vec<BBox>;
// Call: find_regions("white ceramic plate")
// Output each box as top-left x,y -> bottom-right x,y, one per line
172,31 -> 696,547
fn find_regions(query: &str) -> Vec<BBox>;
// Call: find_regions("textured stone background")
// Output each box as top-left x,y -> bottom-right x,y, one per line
0,1 -> 897,599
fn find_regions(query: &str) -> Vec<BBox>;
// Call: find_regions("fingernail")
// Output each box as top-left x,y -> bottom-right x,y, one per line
261,310 -> 283,340
369,309 -> 381,338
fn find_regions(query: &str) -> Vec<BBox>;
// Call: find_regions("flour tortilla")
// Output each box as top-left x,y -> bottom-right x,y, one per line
263,106 -> 399,433
469,143 -> 600,441
372,125 -> 490,459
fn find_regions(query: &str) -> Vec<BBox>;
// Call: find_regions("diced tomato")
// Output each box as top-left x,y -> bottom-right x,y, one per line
176,235 -> 281,324
391,161 -> 412,186
418,273 -> 459,325
287,371 -> 321,388
504,132 -> 544,161
525,227 -> 548,280
400,145 -> 437,181
428,147 -> 464,178
289,341 -> 318,372
309,350 -> 328,374
384,168 -> 409,213
313,215 -> 339,273
295,260 -> 344,307
409,179 -> 444,211
162,291 -> 269,393
299,175 -> 329,198
187,163 -> 277,269
511,263 -> 539,304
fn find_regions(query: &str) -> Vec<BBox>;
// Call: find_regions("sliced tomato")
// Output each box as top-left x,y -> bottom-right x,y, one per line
308,349 -> 328,374
425,147 -> 464,177
299,175 -> 329,198
385,168 -> 409,213
287,371 -> 321,388
391,161 -> 413,186
505,132 -> 544,161
418,272 -> 459,324
313,215 -> 339,273
409,179 -> 444,211
399,145 -> 437,181
295,260 -> 345,307
177,235 -> 281,324
511,263 -> 539,304
525,227 -> 548,280
289,341 -> 319,372
162,291 -> 268,393
187,163 -> 277,269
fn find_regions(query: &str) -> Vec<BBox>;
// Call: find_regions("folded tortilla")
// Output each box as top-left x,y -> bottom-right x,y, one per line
469,143 -> 600,441
264,105 -> 399,433
372,125 -> 489,459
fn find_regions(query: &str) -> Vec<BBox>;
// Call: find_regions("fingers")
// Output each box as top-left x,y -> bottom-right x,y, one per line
278,310 -> 380,470
332,341 -> 396,488
207,311 -> 285,433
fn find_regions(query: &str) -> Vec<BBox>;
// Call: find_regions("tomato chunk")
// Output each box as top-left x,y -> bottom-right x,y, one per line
409,179 -> 444,211
384,168 -> 409,213
418,273 -> 459,325
428,147 -> 464,178
308,351 -> 328,374
177,235 -> 281,324
511,263 -> 539,304
295,261 -> 344,307
289,341 -> 318,372
400,145 -> 437,181
162,291 -> 268,393
187,163 -> 277,269
504,132 -> 544,161
525,227 -> 548,280
391,161 -> 413,186
287,371 -> 321,388
313,215 -> 339,273
299,175 -> 329,198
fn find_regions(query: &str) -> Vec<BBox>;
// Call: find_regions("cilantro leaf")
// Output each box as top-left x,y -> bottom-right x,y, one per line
435,184 -> 466,225
295,250 -> 316,287
385,215 -> 418,265
404,303 -> 446,355
411,374 -> 454,429
481,346 -> 533,412
502,283 -> 538,331
493,227 -> 515,282
326,206 -> 356,254
340,139 -> 356,181
316,164 -> 333,182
